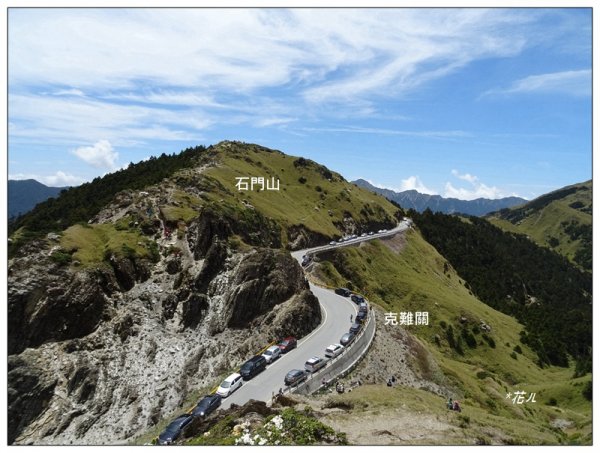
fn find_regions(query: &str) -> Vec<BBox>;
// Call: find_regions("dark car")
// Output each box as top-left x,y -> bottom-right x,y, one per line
240,355 -> 267,380
335,288 -> 351,297
340,332 -> 356,346
350,322 -> 363,334
278,337 -> 297,353
351,294 -> 365,304
158,414 -> 193,445
359,302 -> 368,314
355,311 -> 367,323
192,394 -> 221,418
285,369 -> 307,386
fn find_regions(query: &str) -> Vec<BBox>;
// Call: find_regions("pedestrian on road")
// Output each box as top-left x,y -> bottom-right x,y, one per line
350,314 -> 353,322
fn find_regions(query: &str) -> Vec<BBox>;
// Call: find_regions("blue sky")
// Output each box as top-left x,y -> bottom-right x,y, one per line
8,8 -> 591,200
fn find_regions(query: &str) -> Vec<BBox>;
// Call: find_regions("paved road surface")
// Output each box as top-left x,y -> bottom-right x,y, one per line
220,220 -> 411,409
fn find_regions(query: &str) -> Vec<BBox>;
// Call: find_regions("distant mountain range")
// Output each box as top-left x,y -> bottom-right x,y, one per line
8,179 -> 68,218
353,179 -> 526,216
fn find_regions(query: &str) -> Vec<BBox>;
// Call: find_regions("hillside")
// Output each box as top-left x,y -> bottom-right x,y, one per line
353,178 -> 525,216
10,142 -> 400,256
486,180 -> 591,271
7,141 -> 401,445
8,179 -> 67,218
410,210 -> 591,372
308,228 -> 591,444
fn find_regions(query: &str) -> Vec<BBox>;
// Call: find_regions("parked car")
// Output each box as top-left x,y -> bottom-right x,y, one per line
355,311 -> 367,323
350,322 -> 363,334
304,356 -> 327,373
285,369 -> 307,386
340,332 -> 356,346
240,356 -> 267,380
351,234 -> 358,239
359,302 -> 368,314
158,414 -> 193,445
262,345 -> 282,364
335,287 -> 351,297
351,294 -> 365,304
338,238 -> 344,243
368,231 -> 374,236
325,343 -> 344,358
278,337 -> 297,353
192,394 -> 222,418
216,373 -> 243,397
301,255 -> 311,266
329,241 -> 336,246
360,233 -> 367,237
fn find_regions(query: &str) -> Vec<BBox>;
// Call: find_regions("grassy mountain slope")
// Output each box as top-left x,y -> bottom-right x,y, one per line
487,180 -> 591,271
158,141 -> 399,248
10,141 -> 400,266
310,229 -> 591,444
409,210 -> 591,372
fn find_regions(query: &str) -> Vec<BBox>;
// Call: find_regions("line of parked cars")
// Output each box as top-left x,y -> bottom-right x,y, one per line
158,278 -> 378,444
158,336 -> 299,445
325,225 -> 399,247
284,342 -> 347,387
283,294 -> 370,390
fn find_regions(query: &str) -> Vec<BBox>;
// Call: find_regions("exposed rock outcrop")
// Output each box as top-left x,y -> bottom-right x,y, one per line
8,218 -> 321,445
8,261 -> 113,356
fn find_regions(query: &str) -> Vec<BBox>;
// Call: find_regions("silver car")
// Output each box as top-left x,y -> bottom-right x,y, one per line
324,343 -> 344,358
262,345 -> 282,364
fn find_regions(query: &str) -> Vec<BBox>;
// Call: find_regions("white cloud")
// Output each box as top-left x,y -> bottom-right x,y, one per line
451,169 -> 478,184
444,182 -> 503,200
9,9 -> 537,104
9,171 -> 85,186
52,88 -> 85,97
483,69 -> 591,97
72,140 -> 119,169
399,176 -> 437,195
362,177 -> 437,195
303,126 -> 471,139
8,94 -> 210,147
444,170 -> 503,200
255,117 -> 297,127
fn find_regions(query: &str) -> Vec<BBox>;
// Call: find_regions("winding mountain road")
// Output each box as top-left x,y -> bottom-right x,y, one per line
220,221 -> 410,410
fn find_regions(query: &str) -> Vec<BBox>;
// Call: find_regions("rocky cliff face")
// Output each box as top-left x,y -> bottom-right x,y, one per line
8,192 -> 320,445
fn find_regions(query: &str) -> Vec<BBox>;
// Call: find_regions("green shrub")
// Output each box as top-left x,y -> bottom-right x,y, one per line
148,241 -> 160,263
462,328 -> 477,349
50,250 -> 72,265
476,371 -> 489,380
513,345 -> 523,354
582,381 -> 592,401
482,333 -> 496,348
121,243 -> 137,259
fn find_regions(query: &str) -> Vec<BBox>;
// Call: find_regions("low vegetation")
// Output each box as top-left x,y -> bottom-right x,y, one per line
201,141 -> 400,243
8,146 -> 206,253
59,223 -> 157,268
487,180 -> 591,271
410,209 -> 592,372
312,229 -> 591,444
